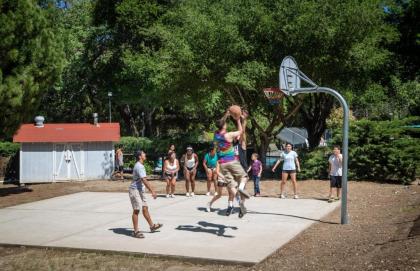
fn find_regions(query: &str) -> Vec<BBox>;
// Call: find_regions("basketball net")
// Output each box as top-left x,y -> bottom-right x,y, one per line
263,87 -> 284,105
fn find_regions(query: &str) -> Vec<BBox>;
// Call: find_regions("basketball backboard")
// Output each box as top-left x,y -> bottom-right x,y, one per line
279,56 -> 300,95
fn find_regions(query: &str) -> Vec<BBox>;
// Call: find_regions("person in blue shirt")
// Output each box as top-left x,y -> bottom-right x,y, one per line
203,147 -> 219,196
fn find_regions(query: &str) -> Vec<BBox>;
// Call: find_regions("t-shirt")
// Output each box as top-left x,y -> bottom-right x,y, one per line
251,160 -> 262,176
214,131 -> 236,164
329,154 -> 343,176
204,153 -> 218,168
280,151 -> 298,170
129,161 -> 146,191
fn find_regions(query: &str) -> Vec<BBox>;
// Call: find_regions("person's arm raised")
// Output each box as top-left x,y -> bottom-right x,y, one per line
225,118 -> 243,142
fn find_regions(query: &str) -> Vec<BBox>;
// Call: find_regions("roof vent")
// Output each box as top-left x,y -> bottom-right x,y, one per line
34,116 -> 45,128
93,113 -> 99,126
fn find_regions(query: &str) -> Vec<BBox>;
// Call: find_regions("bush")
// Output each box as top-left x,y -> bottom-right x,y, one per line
0,141 -> 20,157
118,137 -> 153,155
330,117 -> 420,184
299,147 -> 330,180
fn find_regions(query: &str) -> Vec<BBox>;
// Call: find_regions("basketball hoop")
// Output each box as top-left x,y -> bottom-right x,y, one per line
263,87 -> 284,105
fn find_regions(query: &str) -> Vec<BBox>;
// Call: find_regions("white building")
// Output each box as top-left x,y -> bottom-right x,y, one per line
13,117 -> 120,183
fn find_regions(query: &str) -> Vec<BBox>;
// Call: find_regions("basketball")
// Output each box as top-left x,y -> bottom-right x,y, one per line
228,105 -> 242,120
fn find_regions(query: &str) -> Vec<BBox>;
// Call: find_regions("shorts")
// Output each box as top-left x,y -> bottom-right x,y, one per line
206,167 -> 216,173
164,172 -> 177,178
219,160 -> 248,188
282,170 -> 296,174
129,188 -> 148,210
186,167 -> 195,171
330,175 -> 342,188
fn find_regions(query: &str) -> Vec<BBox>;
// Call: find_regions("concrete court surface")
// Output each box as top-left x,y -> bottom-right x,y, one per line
0,192 -> 339,264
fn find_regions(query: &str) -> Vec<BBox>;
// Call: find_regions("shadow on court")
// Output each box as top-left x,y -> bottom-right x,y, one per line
248,211 -> 339,224
176,221 -> 238,238
109,228 -> 137,236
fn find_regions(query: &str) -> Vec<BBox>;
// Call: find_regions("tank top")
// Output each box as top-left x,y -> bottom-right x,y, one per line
185,155 -> 196,168
166,160 -> 178,172
214,131 -> 237,164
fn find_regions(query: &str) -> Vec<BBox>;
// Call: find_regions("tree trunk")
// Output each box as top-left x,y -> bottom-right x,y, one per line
119,104 -> 139,137
301,94 -> 334,150
258,133 -> 270,168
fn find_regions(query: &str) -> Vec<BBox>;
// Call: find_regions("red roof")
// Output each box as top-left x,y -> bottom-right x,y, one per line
13,123 -> 120,143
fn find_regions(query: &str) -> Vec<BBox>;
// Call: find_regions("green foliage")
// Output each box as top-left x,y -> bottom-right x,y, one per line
0,141 -> 20,157
331,117 -> 420,184
299,147 -> 330,180
118,137 -> 153,155
0,0 -> 65,139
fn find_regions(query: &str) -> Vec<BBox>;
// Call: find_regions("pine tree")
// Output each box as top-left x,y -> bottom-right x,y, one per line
0,0 -> 65,139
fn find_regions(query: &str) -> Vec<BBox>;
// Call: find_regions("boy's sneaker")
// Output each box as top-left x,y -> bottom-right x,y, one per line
328,197 -> 334,203
293,195 -> 299,199
334,197 -> 340,201
255,193 -> 260,197
280,194 -> 286,199
238,203 -> 247,218
238,188 -> 251,199
186,192 -> 190,197
166,194 -> 170,198
190,192 -> 195,197
226,206 -> 233,216
206,202 -> 211,212
206,192 -> 211,196
214,192 -> 218,196
170,194 -> 175,198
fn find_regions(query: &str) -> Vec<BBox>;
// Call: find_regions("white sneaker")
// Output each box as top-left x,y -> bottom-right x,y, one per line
166,194 -> 170,198
206,202 -> 211,212
206,192 -> 211,196
280,194 -> 286,199
186,192 -> 190,197
214,192 -> 218,196
294,195 -> 299,199
170,194 -> 175,198
190,192 -> 195,197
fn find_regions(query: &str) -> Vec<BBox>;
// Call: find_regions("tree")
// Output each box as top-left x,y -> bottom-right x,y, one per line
0,0 -> 65,139
157,0 -> 398,156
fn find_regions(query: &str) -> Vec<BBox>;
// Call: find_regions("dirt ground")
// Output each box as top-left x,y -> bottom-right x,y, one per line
0,178 -> 419,271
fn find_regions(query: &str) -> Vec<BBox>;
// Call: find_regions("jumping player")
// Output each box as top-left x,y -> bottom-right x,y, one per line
213,110 -> 251,218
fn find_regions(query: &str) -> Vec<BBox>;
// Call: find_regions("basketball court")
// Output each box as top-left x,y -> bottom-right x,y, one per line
0,192 -> 339,265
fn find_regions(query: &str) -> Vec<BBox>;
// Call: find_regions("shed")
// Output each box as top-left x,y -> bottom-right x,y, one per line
13,120 -> 120,183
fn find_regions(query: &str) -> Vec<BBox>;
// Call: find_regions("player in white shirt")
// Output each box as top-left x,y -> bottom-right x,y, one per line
328,146 -> 343,202
272,143 -> 301,199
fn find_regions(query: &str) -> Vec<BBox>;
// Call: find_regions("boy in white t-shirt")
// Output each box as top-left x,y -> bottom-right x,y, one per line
328,146 -> 343,202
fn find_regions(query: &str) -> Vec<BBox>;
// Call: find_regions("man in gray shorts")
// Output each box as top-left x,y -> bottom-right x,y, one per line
129,150 -> 163,238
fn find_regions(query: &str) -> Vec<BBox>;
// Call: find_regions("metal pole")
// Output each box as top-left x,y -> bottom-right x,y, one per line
292,87 -> 349,224
109,97 -> 111,123
108,92 -> 112,123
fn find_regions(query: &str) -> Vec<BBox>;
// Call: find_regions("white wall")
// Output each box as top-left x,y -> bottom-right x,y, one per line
85,142 -> 114,179
21,143 -> 54,182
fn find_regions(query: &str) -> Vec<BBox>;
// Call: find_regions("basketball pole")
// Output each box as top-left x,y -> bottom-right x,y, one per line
290,87 -> 349,225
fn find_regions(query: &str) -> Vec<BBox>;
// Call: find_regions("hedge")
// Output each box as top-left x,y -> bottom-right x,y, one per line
0,141 -> 20,157
309,117 -> 420,184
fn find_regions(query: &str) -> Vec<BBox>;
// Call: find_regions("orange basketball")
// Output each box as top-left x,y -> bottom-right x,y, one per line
228,105 -> 242,120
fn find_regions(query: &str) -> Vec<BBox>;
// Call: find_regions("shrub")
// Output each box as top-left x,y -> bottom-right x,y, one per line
330,117 -> 420,184
118,137 -> 153,155
0,141 -> 20,157
299,147 -> 330,180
